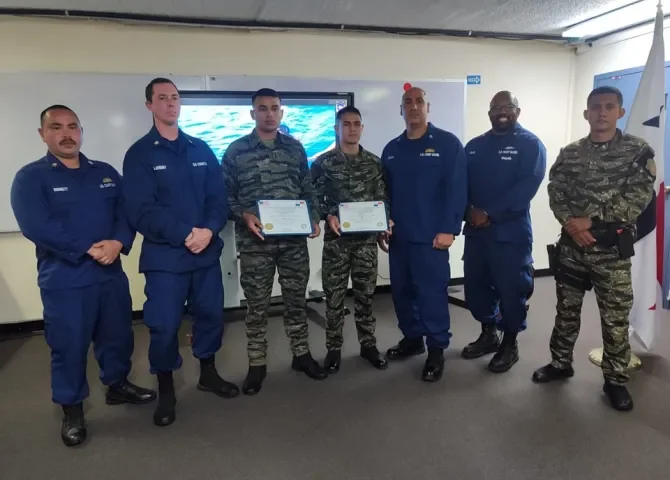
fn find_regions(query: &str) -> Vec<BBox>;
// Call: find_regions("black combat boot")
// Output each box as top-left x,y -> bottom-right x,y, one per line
242,365 -> 267,396
360,345 -> 388,370
291,351 -> 328,380
488,332 -> 519,373
61,403 -> 86,447
197,356 -> 240,398
422,347 -> 445,382
386,337 -> 425,360
153,371 -> 176,427
105,379 -> 157,405
461,323 -> 500,359
603,382 -> 634,411
531,363 -> 575,383
324,350 -> 341,374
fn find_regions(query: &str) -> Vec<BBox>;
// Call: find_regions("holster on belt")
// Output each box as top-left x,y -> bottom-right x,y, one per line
558,219 -> 636,260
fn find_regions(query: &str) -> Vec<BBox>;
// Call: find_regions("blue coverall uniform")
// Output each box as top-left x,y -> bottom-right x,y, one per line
122,127 -> 228,374
463,123 -> 546,333
10,153 -> 136,406
381,123 -> 468,349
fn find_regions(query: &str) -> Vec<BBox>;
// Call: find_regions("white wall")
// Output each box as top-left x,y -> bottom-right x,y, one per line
571,20 -> 670,140
0,17 -> 574,324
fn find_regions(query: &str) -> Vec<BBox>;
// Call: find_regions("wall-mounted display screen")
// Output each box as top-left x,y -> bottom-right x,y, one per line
179,91 -> 354,164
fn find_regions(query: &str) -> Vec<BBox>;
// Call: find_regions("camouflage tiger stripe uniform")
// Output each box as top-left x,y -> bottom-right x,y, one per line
547,130 -> 656,385
222,130 -> 320,366
311,145 -> 387,351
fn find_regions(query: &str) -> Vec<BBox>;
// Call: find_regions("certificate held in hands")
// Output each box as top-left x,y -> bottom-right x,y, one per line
339,201 -> 389,233
257,199 -> 314,236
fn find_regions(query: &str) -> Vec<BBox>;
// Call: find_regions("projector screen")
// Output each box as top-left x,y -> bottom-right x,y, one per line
178,91 -> 354,164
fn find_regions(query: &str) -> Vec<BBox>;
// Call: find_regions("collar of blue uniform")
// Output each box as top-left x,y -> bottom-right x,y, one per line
46,151 -> 96,169
249,128 -> 287,147
399,122 -> 435,141
148,125 -> 194,148
487,122 -> 523,136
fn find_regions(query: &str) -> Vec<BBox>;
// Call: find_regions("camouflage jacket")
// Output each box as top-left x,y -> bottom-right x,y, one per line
311,145 -> 387,243
548,129 -> 656,234
221,129 -> 320,251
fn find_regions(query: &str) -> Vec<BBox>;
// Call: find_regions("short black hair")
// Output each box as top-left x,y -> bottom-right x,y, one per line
145,77 -> 178,103
40,104 -> 79,126
336,106 -> 362,122
252,88 -> 281,105
587,86 -> 623,106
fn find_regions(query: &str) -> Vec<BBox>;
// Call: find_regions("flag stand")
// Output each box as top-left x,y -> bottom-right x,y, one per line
588,347 -> 643,371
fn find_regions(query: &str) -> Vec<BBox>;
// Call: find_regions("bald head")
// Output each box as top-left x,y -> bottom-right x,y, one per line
402,87 -> 427,102
490,91 -> 519,109
488,90 -> 520,133
401,86 -> 429,129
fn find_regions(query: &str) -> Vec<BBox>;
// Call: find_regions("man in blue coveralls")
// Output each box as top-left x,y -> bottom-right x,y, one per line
10,105 -> 156,447
122,78 -> 239,428
461,91 -> 546,373
380,86 -> 468,382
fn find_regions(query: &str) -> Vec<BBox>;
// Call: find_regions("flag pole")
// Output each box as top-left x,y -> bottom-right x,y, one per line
588,0 -> 665,373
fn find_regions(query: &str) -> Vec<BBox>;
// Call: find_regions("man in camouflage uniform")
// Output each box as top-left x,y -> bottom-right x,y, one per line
311,106 -> 389,373
221,88 -> 328,396
533,86 -> 656,412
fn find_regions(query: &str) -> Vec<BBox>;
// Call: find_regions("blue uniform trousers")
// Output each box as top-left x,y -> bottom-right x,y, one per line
143,264 -> 224,374
389,240 -> 452,349
463,236 -> 534,333
40,272 -> 134,406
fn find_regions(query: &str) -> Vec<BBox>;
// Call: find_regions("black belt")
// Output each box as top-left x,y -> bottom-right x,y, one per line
556,224 -> 635,258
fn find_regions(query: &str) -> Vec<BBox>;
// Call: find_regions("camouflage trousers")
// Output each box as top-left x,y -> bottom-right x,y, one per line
550,244 -> 633,385
239,242 -> 311,366
322,238 -> 378,351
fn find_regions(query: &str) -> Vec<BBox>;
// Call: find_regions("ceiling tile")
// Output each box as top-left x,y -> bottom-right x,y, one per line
0,0 -> 645,36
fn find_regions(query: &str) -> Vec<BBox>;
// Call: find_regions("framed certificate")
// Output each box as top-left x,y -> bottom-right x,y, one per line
338,201 -> 388,233
257,199 -> 314,236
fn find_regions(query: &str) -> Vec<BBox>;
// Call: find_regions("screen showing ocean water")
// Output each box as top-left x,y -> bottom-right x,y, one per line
179,104 -> 338,164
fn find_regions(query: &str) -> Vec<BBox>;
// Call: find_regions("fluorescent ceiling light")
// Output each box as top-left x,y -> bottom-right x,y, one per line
562,0 -> 658,38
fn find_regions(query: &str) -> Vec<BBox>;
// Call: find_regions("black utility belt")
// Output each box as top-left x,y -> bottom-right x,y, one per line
546,226 -> 635,293
558,226 -> 635,259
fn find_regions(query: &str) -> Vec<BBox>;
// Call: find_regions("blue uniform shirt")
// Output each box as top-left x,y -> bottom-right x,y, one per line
10,152 -> 135,290
381,123 -> 468,244
463,123 -> 547,244
122,126 -> 228,274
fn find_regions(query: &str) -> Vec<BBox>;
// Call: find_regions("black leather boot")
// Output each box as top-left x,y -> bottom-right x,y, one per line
461,323 -> 500,359
291,351 -> 328,380
153,371 -> 176,427
488,332 -> 519,373
105,379 -> 157,405
197,356 -> 240,398
360,345 -> 388,370
242,365 -> 267,396
603,382 -> 634,411
531,363 -> 575,383
61,403 -> 86,447
386,337 -> 425,361
324,350 -> 341,374
422,348 -> 444,382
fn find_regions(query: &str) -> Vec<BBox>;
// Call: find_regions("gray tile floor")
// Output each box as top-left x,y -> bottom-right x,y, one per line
2,278 -> 670,479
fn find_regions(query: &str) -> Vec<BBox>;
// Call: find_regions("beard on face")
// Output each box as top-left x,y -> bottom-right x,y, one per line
492,113 -> 516,132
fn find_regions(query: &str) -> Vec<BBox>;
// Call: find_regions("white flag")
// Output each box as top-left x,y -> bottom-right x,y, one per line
626,4 -> 666,350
